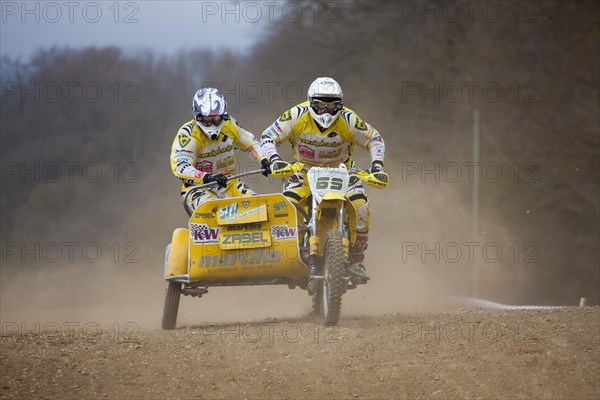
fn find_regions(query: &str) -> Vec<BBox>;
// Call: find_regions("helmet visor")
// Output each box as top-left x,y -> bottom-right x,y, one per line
311,99 -> 343,115
196,114 -> 225,126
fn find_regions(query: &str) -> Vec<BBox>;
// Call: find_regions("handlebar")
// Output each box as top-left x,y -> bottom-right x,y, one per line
188,162 -> 389,191
191,169 -> 264,190
272,162 -> 389,189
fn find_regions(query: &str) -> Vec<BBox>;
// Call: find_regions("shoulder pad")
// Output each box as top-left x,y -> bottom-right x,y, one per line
341,109 -> 367,131
296,104 -> 309,118
177,121 -> 195,147
279,109 -> 294,122
179,121 -> 194,136
341,110 -> 353,126
279,103 -> 309,122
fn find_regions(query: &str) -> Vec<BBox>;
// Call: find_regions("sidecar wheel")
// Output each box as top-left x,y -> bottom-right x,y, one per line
162,281 -> 181,330
311,284 -> 323,315
321,230 -> 345,326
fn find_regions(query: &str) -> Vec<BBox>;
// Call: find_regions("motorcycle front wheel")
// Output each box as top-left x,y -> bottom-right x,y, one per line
320,230 -> 345,326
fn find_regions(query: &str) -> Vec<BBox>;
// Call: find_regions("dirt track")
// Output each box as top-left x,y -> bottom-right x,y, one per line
1,307 -> 598,399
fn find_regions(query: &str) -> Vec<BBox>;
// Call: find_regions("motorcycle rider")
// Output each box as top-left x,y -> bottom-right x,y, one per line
260,77 -> 386,279
170,87 -> 270,213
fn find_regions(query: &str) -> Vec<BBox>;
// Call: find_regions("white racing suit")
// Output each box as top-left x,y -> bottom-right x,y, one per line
170,117 -> 263,213
260,101 -> 386,263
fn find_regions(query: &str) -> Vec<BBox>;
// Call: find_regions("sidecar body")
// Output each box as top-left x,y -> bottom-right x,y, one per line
164,193 -> 308,288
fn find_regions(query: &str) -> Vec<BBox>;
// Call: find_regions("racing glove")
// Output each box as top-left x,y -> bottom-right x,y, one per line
369,161 -> 384,174
203,173 -> 228,189
260,158 -> 272,177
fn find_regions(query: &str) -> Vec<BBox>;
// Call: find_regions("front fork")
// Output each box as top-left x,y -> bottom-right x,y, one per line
339,202 -> 351,263
307,200 -> 320,293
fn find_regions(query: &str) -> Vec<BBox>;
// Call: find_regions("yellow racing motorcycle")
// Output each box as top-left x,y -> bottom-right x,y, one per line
162,161 -> 388,329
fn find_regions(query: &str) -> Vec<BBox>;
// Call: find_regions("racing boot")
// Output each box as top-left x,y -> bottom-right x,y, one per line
348,233 -> 370,281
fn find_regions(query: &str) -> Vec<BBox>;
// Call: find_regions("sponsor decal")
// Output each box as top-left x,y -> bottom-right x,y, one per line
206,267 -> 238,274
372,134 -> 384,143
216,155 -> 235,170
273,201 -> 288,217
354,117 -> 367,131
299,138 -> 339,147
198,249 -> 282,268
195,160 -> 213,173
194,212 -> 215,219
271,225 -> 297,240
197,145 -> 234,158
190,223 -> 220,244
226,205 -> 266,224
263,130 -> 277,141
176,157 -> 190,163
220,203 -> 239,219
175,149 -> 194,155
279,110 -> 292,121
274,120 -> 284,133
262,139 -> 275,148
298,144 -> 315,159
221,223 -> 270,249
242,201 -> 250,209
368,177 -> 387,188
178,133 -> 191,147
318,148 -> 343,159
226,223 -> 262,232
327,131 -> 338,138
222,232 -> 269,246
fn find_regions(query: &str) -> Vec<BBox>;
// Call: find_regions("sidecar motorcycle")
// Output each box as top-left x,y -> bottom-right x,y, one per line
162,162 -> 388,329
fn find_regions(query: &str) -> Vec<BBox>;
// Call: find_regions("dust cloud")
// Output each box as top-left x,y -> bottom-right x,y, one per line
1,157 -> 524,330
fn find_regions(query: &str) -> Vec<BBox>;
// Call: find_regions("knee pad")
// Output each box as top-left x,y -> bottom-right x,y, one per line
350,198 -> 370,233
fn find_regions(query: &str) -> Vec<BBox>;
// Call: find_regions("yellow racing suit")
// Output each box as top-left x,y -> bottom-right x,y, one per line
260,101 -> 385,262
170,117 -> 263,213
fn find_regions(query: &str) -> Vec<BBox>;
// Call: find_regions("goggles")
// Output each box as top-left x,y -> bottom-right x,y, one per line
311,99 -> 343,115
196,114 -> 226,126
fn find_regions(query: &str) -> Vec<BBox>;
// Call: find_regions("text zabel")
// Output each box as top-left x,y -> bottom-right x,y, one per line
221,232 -> 268,246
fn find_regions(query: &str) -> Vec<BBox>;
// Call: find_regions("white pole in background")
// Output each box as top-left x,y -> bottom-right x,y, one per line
472,109 -> 480,298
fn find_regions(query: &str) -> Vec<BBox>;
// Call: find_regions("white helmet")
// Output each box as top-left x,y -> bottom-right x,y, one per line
192,87 -> 229,140
307,77 -> 343,129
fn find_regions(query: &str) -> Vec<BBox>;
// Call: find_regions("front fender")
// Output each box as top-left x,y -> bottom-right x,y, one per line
322,193 -> 346,201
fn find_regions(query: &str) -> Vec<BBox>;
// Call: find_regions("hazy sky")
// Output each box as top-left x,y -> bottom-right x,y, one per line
1,1 -> 279,60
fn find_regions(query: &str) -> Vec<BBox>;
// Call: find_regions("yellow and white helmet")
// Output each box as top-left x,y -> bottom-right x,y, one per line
307,77 -> 343,129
